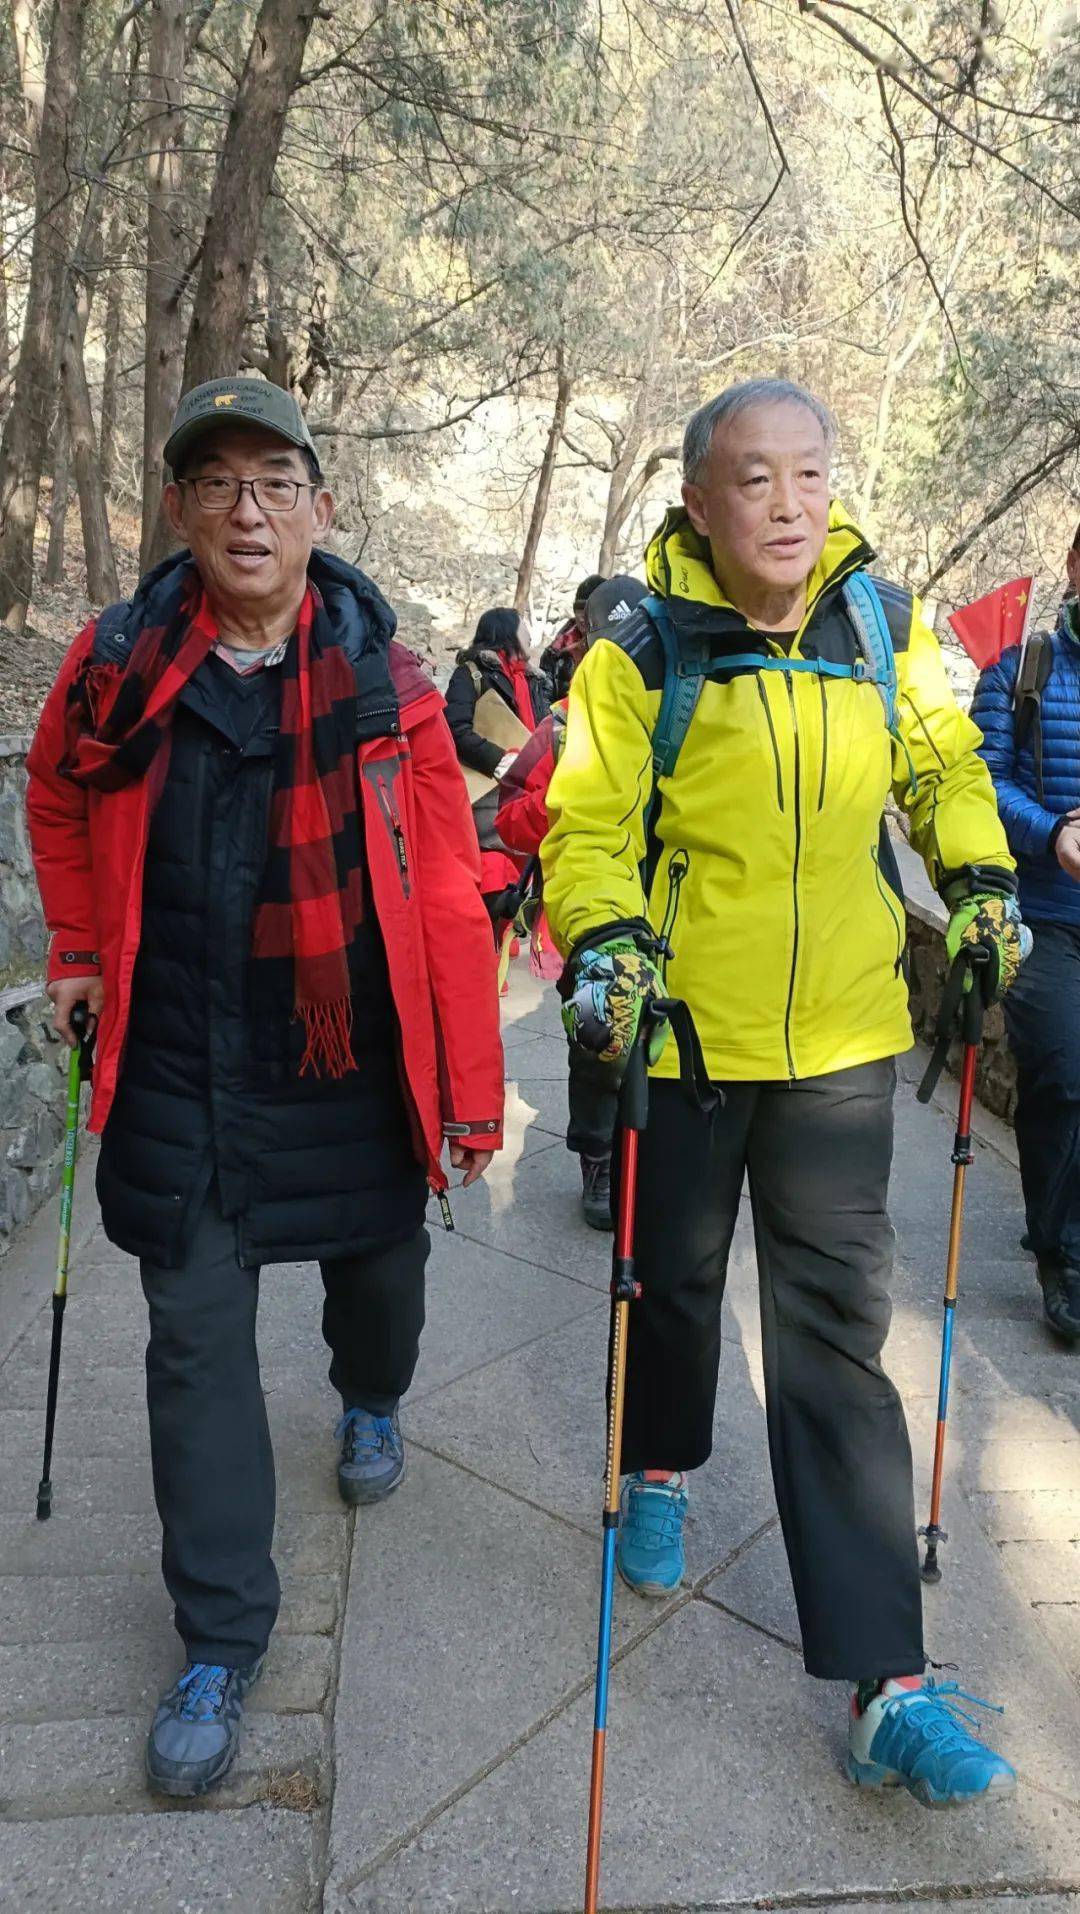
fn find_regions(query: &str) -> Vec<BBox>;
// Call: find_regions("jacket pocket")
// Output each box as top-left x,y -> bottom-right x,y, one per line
871,845 -> 905,976
755,678 -> 784,811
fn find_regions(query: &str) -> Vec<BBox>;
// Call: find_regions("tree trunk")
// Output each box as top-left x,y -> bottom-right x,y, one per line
61,294 -> 119,602
141,0 -> 186,572
0,0 -> 89,632
513,354 -> 571,618
98,204 -> 125,494
43,405 -> 69,584
181,0 -> 318,391
598,440 -> 677,573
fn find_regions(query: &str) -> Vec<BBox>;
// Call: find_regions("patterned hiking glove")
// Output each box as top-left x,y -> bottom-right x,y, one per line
944,893 -> 1031,1000
561,939 -> 669,1068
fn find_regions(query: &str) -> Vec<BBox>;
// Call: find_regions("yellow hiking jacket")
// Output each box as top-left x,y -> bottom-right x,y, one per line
541,503 -> 1013,1083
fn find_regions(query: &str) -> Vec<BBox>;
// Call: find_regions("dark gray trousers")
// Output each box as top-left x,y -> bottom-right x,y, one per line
140,1180 -> 428,1666
566,1042 -> 619,1159
615,1059 -> 924,1682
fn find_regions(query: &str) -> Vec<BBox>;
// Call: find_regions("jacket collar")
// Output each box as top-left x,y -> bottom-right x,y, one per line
91,546 -> 401,739
643,500 -> 875,637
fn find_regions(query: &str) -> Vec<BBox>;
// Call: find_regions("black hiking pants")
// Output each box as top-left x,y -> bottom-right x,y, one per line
614,1059 -> 925,1682
140,1179 -> 427,1667
1004,921 -> 1080,1272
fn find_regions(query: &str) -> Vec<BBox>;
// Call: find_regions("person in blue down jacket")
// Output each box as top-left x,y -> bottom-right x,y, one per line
972,526 -> 1080,1341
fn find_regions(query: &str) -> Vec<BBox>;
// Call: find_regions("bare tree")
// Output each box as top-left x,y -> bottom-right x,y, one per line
0,0 -> 89,631
98,202 -> 126,494
141,0 -> 186,569
514,349 -> 571,616
181,0 -> 318,391
43,404 -> 68,585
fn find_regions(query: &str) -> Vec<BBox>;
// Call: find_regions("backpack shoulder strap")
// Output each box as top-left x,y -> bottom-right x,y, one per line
1014,629 -> 1053,806
841,572 -> 902,733
641,592 -> 710,781
91,596 -> 135,664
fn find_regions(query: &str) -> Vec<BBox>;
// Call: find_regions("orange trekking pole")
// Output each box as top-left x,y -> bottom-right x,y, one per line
916,945 -> 991,1584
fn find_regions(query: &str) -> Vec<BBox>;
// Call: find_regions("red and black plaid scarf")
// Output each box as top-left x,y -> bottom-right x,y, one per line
62,562 -> 365,1078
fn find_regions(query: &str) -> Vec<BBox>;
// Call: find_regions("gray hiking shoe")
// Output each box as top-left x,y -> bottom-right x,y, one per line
146,1656 -> 264,1797
336,1407 -> 405,1505
581,1153 -> 613,1232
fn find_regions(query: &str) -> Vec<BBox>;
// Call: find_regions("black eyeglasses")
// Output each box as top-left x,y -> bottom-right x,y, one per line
179,475 -> 319,513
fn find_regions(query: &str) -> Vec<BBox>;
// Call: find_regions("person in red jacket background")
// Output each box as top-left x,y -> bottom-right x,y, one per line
26,377 -> 503,1800
499,576 -> 646,1228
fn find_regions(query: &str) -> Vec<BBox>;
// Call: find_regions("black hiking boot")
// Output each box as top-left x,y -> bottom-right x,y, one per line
1038,1258 -> 1080,1342
581,1153 -> 613,1232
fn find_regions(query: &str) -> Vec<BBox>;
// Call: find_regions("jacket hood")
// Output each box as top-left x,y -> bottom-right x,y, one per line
643,501 -> 874,617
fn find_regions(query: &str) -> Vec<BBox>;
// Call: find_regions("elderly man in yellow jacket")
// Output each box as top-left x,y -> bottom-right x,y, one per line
542,378 -> 1027,1807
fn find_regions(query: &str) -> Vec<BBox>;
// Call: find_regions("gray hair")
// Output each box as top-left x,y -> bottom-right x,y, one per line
682,380 -> 836,484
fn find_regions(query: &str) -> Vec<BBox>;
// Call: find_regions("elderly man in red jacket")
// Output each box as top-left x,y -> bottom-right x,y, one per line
26,378 -> 503,1798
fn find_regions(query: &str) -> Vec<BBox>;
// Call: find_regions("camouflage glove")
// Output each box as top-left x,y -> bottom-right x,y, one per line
561,938 -> 669,1068
944,893 -> 1031,1000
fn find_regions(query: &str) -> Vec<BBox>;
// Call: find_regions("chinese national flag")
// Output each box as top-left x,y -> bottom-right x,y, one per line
946,577 -> 1034,669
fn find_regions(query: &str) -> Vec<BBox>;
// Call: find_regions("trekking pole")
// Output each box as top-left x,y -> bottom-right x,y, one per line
916,946 -> 990,1584
584,1007 -> 656,1914
36,1000 -> 94,1521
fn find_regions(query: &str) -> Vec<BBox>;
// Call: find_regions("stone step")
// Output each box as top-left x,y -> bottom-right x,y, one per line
997,1536 -> 1080,1606
0,1447 -> 344,1518
0,1570 -> 339,1644
0,1632 -> 333,1722
971,1487 -> 1080,1543
0,1510 -> 350,1578
0,1807 -> 317,1913
0,1710 -> 326,1821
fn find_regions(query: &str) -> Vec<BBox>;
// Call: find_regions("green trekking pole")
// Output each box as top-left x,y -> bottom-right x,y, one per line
35,1001 -> 94,1521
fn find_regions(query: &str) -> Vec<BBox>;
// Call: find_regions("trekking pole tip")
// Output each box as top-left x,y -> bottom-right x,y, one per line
35,1479 -> 52,1521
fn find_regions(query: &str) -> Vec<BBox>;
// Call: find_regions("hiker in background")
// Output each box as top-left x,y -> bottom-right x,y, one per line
540,572 -> 607,700
445,607 -> 552,930
543,377 -> 1026,1805
499,576 -> 647,1228
972,523 -> 1080,1342
26,377 -> 503,1799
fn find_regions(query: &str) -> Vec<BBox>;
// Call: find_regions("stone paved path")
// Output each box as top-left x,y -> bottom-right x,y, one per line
2,965 -> 1080,1911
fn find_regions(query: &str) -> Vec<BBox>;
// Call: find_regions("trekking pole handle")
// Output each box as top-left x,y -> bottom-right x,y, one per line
960,944 -> 991,1049
619,1023 -> 651,1135
69,998 -> 95,1082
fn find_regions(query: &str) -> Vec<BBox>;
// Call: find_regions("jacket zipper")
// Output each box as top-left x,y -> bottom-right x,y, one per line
783,676 -> 802,1080
374,771 -> 411,897
871,846 -> 905,975
817,675 -> 828,811
755,678 -> 784,810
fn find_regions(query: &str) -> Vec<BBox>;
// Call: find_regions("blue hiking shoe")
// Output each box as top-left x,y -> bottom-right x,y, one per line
616,1472 -> 688,1597
336,1407 -> 405,1506
848,1676 -> 1017,1808
146,1657 -> 264,1797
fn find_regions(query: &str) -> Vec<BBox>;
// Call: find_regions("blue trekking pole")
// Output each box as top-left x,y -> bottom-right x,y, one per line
36,1001 -> 94,1520
584,1014 -> 653,1914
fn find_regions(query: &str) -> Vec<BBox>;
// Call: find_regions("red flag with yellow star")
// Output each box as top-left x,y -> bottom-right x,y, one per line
946,577 -> 1034,668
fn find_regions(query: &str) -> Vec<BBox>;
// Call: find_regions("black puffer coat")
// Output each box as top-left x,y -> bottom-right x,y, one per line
444,646 -> 551,776
96,653 -> 426,1269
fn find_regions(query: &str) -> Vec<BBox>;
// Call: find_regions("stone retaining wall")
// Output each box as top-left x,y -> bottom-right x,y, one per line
0,735 -> 71,1258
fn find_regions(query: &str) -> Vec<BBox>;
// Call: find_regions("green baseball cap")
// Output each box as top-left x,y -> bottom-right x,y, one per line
163,377 -> 321,475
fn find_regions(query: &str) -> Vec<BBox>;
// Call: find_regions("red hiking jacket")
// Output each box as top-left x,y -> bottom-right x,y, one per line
495,703 -> 566,857
26,623 -> 504,1190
